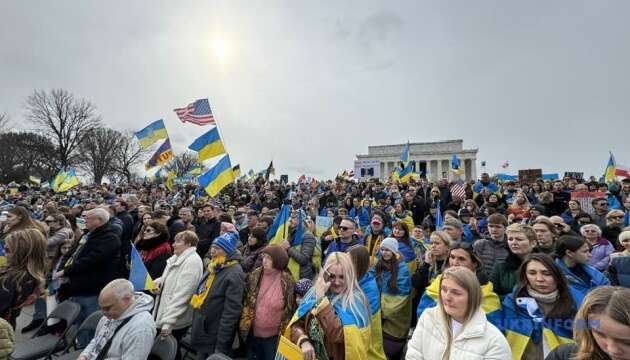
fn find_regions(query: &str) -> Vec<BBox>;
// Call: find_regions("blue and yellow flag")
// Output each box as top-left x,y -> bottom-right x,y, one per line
145,139 -> 174,170
372,260 -> 413,339
285,291 -> 371,360
435,200 -> 443,230
188,127 -> 226,162
417,273 -> 502,328
134,119 -> 169,149
197,155 -> 235,197
502,293 -> 574,360
399,162 -> 417,184
358,273 -> 386,360
267,204 -> 291,245
604,152 -> 616,184
165,170 -> 177,192
52,168 -> 80,193
129,244 -> 155,291
400,141 -> 410,165
0,241 -> 6,267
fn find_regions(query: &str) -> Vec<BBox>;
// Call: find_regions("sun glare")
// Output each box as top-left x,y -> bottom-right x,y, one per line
212,38 -> 228,62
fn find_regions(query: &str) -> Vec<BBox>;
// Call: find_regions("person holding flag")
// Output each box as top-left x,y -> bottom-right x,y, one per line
278,209 -> 318,281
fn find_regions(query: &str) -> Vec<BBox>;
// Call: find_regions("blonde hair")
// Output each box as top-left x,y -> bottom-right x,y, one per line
174,230 -> 199,247
316,252 -> 370,325
505,223 -> 537,243
438,267 -> 482,360
573,286 -> 630,360
1,229 -> 48,291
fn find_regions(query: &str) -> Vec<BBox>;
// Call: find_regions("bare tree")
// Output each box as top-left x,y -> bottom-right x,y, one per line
76,127 -> 123,184
172,151 -> 200,177
25,89 -> 101,167
112,131 -> 151,184
0,131 -> 58,183
0,112 -> 10,132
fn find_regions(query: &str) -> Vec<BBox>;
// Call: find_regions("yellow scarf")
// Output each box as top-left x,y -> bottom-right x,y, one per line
190,256 -> 239,309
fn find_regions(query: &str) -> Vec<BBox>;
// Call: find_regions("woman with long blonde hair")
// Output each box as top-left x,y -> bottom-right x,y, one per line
289,252 -> 371,360
0,229 -> 48,327
546,286 -> 630,360
407,267 -> 510,359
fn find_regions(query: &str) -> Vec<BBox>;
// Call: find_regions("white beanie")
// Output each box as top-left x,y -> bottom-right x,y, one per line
380,237 -> 399,254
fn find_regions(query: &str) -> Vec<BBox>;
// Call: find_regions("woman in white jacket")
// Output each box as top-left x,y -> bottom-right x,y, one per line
406,267 -> 511,360
153,230 -> 204,359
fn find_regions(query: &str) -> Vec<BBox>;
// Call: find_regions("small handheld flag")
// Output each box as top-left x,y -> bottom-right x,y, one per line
129,244 -> 155,291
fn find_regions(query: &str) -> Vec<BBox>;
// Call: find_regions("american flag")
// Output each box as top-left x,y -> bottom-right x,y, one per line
451,180 -> 466,199
173,98 -> 215,125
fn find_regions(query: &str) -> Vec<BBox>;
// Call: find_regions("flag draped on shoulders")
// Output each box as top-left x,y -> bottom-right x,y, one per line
134,119 -> 168,149
416,274 -> 502,327
358,273 -> 386,360
285,291 -> 371,360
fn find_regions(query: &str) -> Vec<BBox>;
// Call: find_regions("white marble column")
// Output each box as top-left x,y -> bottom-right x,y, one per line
437,160 -> 443,180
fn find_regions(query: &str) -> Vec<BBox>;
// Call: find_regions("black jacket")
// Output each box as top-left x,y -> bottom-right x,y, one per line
195,217 -> 221,257
64,222 -> 122,297
135,233 -> 171,279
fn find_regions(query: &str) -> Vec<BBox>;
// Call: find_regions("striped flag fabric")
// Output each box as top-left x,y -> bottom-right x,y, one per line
450,180 -> 466,199
174,98 -> 215,126
129,244 -> 156,291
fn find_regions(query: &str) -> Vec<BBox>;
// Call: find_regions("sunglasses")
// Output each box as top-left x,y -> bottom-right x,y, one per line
339,226 -> 351,231
608,216 -> 623,220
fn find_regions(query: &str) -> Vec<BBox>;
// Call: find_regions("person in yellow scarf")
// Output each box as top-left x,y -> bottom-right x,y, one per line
189,232 -> 246,359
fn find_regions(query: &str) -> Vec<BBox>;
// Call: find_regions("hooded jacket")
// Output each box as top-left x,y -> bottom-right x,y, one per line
80,292 -> 156,360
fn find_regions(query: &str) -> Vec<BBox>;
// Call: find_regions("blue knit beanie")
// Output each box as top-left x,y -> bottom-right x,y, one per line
212,232 -> 239,256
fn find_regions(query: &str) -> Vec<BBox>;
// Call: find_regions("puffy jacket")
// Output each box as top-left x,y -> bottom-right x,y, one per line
473,236 -> 509,276
554,258 -> 610,306
153,247 -> 204,331
489,252 -> 523,297
589,238 -> 614,272
407,306 -> 511,359
0,315 -> 14,359
608,253 -> 630,287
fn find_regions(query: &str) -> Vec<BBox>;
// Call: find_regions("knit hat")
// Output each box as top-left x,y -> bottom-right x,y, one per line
380,237 -> 399,254
262,245 -> 289,270
443,218 -> 463,231
620,230 -> 630,243
295,279 -> 313,297
212,232 -> 239,256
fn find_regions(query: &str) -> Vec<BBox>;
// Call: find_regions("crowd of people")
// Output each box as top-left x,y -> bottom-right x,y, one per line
1,173 -> 630,360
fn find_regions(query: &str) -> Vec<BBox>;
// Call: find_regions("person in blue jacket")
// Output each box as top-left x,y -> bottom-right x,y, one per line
554,235 -> 609,306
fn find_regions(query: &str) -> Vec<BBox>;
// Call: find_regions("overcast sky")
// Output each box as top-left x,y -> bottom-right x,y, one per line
1,1 -> 629,180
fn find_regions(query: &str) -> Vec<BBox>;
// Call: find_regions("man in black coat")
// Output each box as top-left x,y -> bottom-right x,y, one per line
194,203 -> 221,258
56,207 -> 121,345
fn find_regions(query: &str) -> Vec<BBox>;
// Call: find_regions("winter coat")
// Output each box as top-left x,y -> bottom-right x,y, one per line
406,306 -> 511,360
489,252 -> 523,297
0,272 -> 38,328
135,232 -> 172,279
363,226 -> 392,262
287,229 -> 317,280
190,252 -> 246,355
349,207 -> 370,228
80,293 -> 156,360
545,343 -> 577,360
116,210 -> 134,245
64,222 -> 122,297
239,267 -> 295,338
195,217 -> 221,258
153,247 -> 204,331
554,258 -> 610,306
473,236 -> 509,277
589,238 -> 614,272
240,246 -> 265,273
0,317 -> 14,360
607,253 -> 630,287
46,227 -> 74,258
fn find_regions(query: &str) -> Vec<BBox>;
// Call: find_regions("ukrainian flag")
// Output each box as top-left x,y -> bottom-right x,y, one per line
134,119 -> 169,149
28,176 -> 41,185
417,274 -> 502,328
285,291 -> 371,360
129,243 -> 155,291
188,127 -> 226,162
145,139 -> 174,170
400,141 -> 410,164
197,155 -> 235,197
358,273 -> 386,360
502,293 -> 574,360
604,152 -> 616,184
374,260 -> 413,339
0,241 -> 6,267
267,204 -> 291,245
165,170 -> 177,191
52,168 -> 80,193
399,162 -> 416,184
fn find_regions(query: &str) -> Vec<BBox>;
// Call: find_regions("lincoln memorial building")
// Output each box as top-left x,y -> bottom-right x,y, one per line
356,139 -> 478,181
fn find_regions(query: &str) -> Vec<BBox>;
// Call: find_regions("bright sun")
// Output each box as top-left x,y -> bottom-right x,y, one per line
212,38 -> 228,62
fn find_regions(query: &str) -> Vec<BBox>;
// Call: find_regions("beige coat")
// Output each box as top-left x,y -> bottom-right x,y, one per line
0,317 -> 15,360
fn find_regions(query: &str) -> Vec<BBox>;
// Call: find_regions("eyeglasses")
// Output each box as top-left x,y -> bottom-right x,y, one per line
608,216 -> 623,220
339,226 -> 351,231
